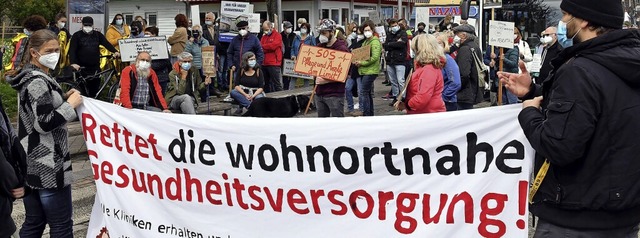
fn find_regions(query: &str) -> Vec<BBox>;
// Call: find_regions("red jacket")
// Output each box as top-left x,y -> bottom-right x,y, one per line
260,31 -> 283,66
406,63 -> 446,114
119,65 -> 168,110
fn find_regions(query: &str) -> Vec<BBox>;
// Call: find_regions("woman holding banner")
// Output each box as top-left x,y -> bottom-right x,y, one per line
394,34 -> 446,114
6,29 -> 83,237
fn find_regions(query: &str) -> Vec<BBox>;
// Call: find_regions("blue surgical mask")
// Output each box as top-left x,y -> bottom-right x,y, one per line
248,60 -> 257,68
116,19 -> 123,25
181,62 -> 191,70
391,26 -> 400,33
557,19 -> 575,48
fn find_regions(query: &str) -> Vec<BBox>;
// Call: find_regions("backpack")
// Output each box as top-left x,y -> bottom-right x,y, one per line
470,48 -> 489,89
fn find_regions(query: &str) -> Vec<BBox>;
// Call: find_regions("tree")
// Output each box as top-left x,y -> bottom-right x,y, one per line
1,0 -> 65,25
266,0 -> 277,23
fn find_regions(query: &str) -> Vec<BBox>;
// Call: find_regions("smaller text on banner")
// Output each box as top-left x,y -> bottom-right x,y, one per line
118,37 -> 170,62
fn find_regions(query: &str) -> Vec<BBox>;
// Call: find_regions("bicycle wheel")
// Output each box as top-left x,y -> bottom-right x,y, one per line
94,69 -> 116,101
107,78 -> 121,103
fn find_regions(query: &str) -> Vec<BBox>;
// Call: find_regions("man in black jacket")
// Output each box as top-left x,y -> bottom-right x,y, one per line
281,21 -> 296,90
382,19 -> 408,105
453,24 -> 483,110
0,97 -> 27,238
498,0 -> 640,236
69,16 -> 119,98
536,26 -> 563,84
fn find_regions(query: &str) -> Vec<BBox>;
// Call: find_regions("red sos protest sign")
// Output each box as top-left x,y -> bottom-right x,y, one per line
294,45 -> 353,83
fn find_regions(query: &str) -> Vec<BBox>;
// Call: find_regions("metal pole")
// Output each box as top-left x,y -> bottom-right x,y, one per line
350,0 -> 355,24
398,0 -> 402,19
277,0 -> 283,30
478,0 -> 484,52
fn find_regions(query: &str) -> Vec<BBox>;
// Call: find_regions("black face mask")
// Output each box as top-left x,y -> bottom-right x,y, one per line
418,27 -> 425,32
131,27 -> 140,36
193,32 -> 200,38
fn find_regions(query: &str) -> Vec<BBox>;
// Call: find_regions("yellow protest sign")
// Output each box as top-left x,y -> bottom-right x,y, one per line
294,45 -> 353,83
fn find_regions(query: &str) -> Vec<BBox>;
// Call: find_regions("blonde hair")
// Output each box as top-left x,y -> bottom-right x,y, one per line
411,34 -> 445,69
433,32 -> 450,53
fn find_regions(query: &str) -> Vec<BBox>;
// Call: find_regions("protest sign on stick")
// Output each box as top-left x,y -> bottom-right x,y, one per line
294,45 -> 352,83
489,20 -> 515,49
201,46 -> 216,77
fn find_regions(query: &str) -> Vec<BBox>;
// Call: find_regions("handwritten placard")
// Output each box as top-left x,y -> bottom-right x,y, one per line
118,37 -> 170,62
488,20 -> 515,49
202,46 -> 216,77
351,44 -> 371,62
529,54 -> 542,73
294,45 -> 352,83
283,59 -> 314,80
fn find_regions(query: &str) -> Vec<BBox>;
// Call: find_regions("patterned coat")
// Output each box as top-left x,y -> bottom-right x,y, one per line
7,64 -> 77,189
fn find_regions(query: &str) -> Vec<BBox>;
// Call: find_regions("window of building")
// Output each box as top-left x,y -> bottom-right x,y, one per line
283,11 -> 295,25
322,9 -> 329,20
256,11 -> 268,22
123,14 -> 133,25
146,13 -> 157,27
342,8 -> 350,24
331,9 -> 340,24
297,10 -> 309,24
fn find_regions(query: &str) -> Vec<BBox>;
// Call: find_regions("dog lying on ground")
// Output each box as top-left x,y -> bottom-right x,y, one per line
243,95 -> 312,117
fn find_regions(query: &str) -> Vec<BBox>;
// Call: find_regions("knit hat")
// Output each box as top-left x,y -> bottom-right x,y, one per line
82,16 -> 93,26
560,0 -> 623,29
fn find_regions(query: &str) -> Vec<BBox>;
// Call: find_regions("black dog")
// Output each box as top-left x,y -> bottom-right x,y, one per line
243,95 -> 311,117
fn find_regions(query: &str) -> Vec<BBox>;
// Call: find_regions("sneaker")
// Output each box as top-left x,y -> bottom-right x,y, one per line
350,111 -> 363,117
381,94 -> 393,100
223,95 -> 233,102
233,107 -> 244,116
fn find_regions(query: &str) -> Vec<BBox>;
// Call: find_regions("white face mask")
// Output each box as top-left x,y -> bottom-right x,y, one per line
300,28 -> 308,35
137,60 -> 151,70
83,26 -> 93,33
319,35 -> 329,44
239,29 -> 248,36
350,32 -> 357,39
285,28 -> 292,34
116,19 -> 123,25
541,36 -> 553,44
58,22 -> 66,29
514,34 -> 519,40
205,20 -> 213,26
37,52 -> 60,70
454,35 -> 461,44
364,31 -> 373,39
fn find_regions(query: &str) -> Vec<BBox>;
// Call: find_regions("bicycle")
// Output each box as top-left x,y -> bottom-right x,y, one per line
57,55 -> 121,103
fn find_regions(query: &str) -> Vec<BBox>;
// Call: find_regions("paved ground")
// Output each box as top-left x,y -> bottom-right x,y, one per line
11,76 -> 502,237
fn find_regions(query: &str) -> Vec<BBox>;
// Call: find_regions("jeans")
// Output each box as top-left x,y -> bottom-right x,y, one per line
217,54 -> 228,90
457,102 -> 474,110
445,102 -> 458,111
20,186 -> 73,238
169,94 -> 197,114
263,66 -> 283,93
315,95 -> 345,117
387,64 -> 406,98
503,89 -> 520,105
230,89 -> 265,108
360,75 -> 376,116
534,219 -> 639,238
345,76 -> 363,112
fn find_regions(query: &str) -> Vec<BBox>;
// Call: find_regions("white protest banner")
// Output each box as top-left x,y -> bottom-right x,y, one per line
221,1 -> 253,18
81,97 -> 534,238
283,59 -> 314,80
416,7 -> 430,26
529,54 -> 542,73
489,20 -> 515,49
375,26 -> 387,43
118,37 -> 170,62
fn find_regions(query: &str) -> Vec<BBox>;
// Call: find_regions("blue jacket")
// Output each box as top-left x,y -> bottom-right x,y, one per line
291,34 -> 316,58
226,34 -> 264,70
442,54 -> 461,103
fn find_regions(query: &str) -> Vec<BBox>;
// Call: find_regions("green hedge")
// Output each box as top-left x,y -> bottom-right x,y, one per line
0,81 -> 18,121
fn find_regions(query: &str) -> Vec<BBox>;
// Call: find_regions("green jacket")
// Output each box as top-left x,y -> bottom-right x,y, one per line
358,36 -> 382,76
165,66 -> 205,105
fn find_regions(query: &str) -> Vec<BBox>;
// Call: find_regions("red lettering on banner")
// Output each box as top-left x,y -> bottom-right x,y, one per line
447,192 -> 474,224
264,187 -> 284,212
395,193 -> 420,234
350,190 -> 374,219
165,168 -> 182,201
232,178 -> 249,210
248,186 -> 265,210
310,190 -> 325,214
378,191 -> 394,220
205,180 -> 222,205
478,193 -> 508,237
82,113 -> 162,161
185,169 -> 203,203
328,190 -> 347,215
287,189 -> 310,214
422,194 -> 448,224
115,164 -> 129,188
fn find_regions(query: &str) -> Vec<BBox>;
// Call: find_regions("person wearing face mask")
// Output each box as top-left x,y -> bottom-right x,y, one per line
68,16 -> 120,98
281,21 -> 296,90
259,20 -> 284,92
353,20 -> 382,116
296,18 -> 307,32
202,12 -> 220,51
227,21 -> 264,85
290,22 -> 316,89
48,13 -> 70,76
168,14 -> 189,63
345,25 -> 365,117
536,26 -> 563,85
498,1 -> 640,236
6,29 -> 82,238
48,13 -> 68,36
314,19 -> 348,118
185,25 -> 218,101
119,52 -> 170,112
381,19 -> 409,106
415,22 -> 427,35
106,14 -> 131,51
166,52 -> 207,114
230,52 -> 265,115
514,28 -> 533,73
129,21 -> 145,39
4,15 -> 47,72
452,24 -> 483,110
